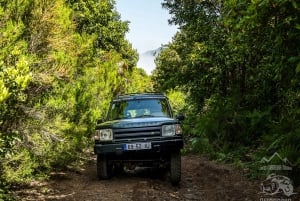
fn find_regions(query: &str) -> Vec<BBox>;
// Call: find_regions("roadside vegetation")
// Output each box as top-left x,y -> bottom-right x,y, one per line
153,0 -> 300,185
0,0 -> 152,199
0,0 -> 299,199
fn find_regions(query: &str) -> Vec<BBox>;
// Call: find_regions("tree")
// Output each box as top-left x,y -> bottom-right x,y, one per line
156,0 -> 300,171
70,0 -> 138,69
0,0 -> 141,193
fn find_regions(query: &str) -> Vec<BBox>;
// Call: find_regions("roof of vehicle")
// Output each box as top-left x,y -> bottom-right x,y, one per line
113,93 -> 167,101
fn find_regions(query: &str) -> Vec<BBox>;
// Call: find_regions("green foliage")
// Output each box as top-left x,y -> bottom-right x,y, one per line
125,67 -> 153,93
156,0 -> 300,182
0,17 -> 32,114
153,46 -> 182,91
71,0 -> 138,68
3,148 -> 37,183
166,88 -> 186,115
0,0 -> 142,193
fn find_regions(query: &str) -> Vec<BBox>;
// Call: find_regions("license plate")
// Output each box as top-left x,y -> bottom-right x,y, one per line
124,142 -> 151,151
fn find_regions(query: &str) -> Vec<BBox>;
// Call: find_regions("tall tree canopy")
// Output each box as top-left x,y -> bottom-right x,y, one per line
0,0 -> 148,196
154,0 -> 300,175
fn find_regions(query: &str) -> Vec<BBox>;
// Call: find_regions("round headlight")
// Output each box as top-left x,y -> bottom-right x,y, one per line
162,125 -> 175,136
96,129 -> 113,141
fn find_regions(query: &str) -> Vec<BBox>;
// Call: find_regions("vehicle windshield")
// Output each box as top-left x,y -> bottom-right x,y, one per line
107,99 -> 172,120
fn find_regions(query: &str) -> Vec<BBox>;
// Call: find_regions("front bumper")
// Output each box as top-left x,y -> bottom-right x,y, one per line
94,138 -> 183,156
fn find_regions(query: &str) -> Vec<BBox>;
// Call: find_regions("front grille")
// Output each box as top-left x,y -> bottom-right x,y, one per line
113,126 -> 161,141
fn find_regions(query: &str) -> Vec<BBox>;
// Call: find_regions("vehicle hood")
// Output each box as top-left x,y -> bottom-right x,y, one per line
96,117 -> 177,129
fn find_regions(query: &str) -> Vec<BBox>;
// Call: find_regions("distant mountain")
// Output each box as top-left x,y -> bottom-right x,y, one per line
143,45 -> 167,57
138,45 -> 167,74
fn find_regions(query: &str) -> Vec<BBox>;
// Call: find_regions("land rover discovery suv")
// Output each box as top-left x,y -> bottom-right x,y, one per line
94,93 -> 184,185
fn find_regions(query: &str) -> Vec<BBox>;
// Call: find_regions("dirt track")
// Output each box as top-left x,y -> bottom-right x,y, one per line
13,154 -> 299,201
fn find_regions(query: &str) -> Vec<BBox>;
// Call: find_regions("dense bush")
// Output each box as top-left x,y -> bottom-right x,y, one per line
154,0 -> 300,184
0,0 -> 153,196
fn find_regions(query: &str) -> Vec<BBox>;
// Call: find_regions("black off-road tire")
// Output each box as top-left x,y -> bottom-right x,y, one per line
170,151 -> 181,186
97,154 -> 112,179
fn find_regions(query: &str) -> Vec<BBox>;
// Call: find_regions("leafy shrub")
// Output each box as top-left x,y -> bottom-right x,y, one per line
166,88 -> 186,114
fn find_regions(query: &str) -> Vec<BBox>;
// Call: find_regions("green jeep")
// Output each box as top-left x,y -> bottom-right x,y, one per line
94,93 -> 184,185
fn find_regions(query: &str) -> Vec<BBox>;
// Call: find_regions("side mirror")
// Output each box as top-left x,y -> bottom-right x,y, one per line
176,113 -> 185,121
97,119 -> 104,124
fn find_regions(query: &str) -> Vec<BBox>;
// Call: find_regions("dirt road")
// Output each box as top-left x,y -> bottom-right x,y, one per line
14,154 -> 297,201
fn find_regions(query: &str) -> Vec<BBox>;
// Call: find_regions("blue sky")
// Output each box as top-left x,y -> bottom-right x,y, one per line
115,0 -> 178,74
